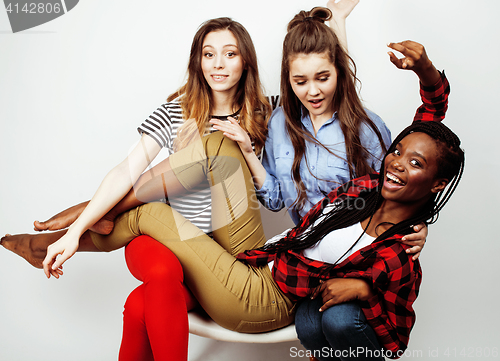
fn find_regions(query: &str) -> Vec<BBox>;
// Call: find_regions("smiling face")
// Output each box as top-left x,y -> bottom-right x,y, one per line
201,29 -> 245,100
289,52 -> 338,124
382,132 -> 448,205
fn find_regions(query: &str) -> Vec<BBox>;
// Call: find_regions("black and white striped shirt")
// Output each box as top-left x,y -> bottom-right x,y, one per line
138,99 -> 213,233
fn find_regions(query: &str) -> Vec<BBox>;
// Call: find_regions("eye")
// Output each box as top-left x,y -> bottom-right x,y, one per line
410,159 -> 422,167
295,80 -> 306,86
226,51 -> 236,57
203,52 -> 214,58
318,77 -> 329,82
393,149 -> 400,156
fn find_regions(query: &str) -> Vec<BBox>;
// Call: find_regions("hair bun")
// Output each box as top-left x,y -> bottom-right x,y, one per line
287,7 -> 332,31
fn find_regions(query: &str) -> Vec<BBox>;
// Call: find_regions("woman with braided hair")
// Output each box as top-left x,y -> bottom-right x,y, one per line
239,119 -> 464,360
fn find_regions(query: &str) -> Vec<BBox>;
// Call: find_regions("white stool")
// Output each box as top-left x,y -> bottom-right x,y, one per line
188,309 -> 297,343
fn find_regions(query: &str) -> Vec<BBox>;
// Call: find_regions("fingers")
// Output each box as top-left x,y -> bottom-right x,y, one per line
387,41 -> 421,69
319,297 -> 339,312
210,118 -> 236,133
43,255 -> 54,278
51,250 -> 71,271
387,51 -> 403,69
210,118 -> 252,152
387,41 -> 420,57
401,223 -> 427,256
327,0 -> 360,19
49,265 -> 64,279
310,280 -> 325,299
401,233 -> 423,242
387,40 -> 430,74
43,245 -> 72,279
226,116 -> 239,125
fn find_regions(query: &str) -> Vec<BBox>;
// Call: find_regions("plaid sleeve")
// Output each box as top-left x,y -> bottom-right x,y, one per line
358,243 -> 422,358
413,71 -> 450,122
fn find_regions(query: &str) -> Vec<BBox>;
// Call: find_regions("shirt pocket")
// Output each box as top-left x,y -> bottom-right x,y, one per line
326,154 -> 350,185
275,144 -> 295,178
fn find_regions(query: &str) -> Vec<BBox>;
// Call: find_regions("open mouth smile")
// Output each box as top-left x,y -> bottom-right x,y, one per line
386,172 -> 406,186
211,75 -> 228,81
309,98 -> 324,109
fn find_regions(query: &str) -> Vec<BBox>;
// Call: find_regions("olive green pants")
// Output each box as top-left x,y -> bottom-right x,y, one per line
91,132 -> 295,332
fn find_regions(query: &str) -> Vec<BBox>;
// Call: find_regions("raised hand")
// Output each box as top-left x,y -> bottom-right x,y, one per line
311,278 -> 373,312
387,40 -> 431,71
327,0 -> 360,20
387,40 -> 440,86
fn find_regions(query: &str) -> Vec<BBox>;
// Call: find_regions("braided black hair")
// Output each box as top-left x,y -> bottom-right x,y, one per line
263,121 -> 464,254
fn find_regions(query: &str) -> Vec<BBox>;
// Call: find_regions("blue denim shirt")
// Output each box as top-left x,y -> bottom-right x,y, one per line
256,107 -> 391,225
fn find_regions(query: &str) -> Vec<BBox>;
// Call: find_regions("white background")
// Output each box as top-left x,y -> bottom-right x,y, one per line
1,0 -> 499,360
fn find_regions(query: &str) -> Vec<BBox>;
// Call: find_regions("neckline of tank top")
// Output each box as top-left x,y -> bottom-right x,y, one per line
210,108 -> 241,121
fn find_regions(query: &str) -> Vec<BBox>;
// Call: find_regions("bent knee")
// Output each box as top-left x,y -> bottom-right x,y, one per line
321,303 -> 366,335
125,235 -> 184,283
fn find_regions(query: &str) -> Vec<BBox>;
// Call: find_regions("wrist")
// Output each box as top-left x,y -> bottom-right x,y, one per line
242,148 -> 258,161
66,222 -> 85,239
356,280 -> 373,301
415,61 -> 440,86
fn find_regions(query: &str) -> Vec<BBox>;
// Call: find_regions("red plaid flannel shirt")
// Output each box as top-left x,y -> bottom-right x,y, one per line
237,72 -> 449,357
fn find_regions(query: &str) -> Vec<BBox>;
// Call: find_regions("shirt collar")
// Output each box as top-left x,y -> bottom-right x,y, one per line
301,109 -> 339,132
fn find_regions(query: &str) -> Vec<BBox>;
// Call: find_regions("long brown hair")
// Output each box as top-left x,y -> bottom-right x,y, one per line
169,17 -> 269,152
281,7 -> 387,213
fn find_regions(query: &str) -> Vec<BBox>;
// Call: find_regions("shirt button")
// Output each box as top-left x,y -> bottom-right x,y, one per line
312,166 -> 315,170
286,151 -> 289,155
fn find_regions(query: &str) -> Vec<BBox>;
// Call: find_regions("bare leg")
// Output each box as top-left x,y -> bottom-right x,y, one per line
33,158 -> 184,234
7,157 -> 185,271
1,230 -> 99,269
34,200 -> 115,235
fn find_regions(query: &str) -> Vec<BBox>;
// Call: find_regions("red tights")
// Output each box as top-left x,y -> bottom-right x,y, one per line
119,235 -> 197,361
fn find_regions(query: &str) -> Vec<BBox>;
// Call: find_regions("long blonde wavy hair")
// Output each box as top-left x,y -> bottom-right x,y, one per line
169,17 -> 270,153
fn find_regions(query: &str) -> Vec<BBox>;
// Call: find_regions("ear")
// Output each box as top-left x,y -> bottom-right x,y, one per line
431,178 -> 449,194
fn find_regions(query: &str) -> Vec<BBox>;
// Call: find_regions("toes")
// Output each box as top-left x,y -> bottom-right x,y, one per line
34,221 -> 47,231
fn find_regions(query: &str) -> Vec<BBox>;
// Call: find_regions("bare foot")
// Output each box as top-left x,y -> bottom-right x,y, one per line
1,231 -> 66,269
34,200 -> 115,235
34,201 -> 89,232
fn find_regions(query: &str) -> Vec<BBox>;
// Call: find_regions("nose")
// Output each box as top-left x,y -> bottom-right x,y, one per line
308,82 -> 320,97
214,55 -> 224,69
390,159 -> 404,172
